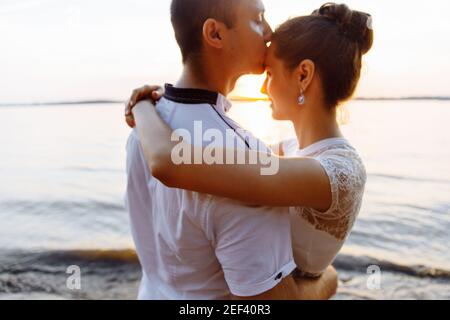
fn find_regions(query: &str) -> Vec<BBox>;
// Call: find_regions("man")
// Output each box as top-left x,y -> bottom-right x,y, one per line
125,0 -> 337,299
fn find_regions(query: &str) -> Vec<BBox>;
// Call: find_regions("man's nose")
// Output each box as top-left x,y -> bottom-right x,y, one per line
263,21 -> 273,44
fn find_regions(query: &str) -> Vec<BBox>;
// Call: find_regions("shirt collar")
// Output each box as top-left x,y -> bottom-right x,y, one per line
163,84 -> 232,113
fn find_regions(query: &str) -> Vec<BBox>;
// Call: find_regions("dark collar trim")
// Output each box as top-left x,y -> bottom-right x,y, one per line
164,84 -> 218,105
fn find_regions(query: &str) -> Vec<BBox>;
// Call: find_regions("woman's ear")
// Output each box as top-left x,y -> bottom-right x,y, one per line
202,18 -> 225,49
294,59 -> 315,91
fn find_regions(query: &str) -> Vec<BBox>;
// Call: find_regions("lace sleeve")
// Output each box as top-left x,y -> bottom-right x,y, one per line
297,146 -> 367,240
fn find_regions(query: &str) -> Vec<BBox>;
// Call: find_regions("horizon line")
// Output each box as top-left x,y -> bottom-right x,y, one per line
1,96 -> 450,107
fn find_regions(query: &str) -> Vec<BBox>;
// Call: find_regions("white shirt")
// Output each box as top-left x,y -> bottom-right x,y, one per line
283,137 -> 367,277
125,85 -> 295,299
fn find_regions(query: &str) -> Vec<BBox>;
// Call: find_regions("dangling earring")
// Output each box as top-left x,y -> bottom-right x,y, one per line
298,88 -> 306,105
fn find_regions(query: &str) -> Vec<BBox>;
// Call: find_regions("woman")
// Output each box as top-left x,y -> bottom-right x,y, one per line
127,3 -> 373,278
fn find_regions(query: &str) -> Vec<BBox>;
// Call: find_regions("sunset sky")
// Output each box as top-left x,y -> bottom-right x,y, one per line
1,0 -> 450,103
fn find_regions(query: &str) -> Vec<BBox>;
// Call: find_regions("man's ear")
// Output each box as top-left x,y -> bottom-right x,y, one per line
202,18 -> 226,49
294,59 -> 315,92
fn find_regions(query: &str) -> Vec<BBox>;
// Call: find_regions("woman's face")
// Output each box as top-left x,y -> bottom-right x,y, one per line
261,44 -> 300,121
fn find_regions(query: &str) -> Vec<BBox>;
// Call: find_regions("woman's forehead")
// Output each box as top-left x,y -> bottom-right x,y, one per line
265,43 -> 276,67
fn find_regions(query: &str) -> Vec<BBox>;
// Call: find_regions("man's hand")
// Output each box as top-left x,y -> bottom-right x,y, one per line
293,266 -> 339,300
233,266 -> 338,300
124,85 -> 164,128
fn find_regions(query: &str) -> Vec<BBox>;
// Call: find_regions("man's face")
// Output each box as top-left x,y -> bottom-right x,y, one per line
227,0 -> 272,75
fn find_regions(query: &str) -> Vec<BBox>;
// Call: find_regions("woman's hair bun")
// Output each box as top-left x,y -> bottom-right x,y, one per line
314,2 -> 373,54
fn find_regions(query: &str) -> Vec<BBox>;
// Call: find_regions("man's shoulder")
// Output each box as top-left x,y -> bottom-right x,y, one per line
125,129 -> 141,152
157,98 -> 225,122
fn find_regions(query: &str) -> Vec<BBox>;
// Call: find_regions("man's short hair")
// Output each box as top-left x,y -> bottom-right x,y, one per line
170,0 -> 239,63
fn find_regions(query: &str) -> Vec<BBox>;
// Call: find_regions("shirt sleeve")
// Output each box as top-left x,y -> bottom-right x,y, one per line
125,130 -> 153,244
206,198 -> 296,297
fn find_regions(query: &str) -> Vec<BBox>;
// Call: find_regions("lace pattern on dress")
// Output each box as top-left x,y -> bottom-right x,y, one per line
292,144 -> 367,241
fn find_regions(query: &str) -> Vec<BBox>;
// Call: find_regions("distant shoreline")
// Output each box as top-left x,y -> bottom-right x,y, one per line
1,96 -> 450,107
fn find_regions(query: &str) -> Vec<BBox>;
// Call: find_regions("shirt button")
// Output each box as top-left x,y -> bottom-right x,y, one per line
275,272 -> 283,281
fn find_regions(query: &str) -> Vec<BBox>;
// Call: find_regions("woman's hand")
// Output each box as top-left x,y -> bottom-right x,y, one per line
124,85 -> 164,128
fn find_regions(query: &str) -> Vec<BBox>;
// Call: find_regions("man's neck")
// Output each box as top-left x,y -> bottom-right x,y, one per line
176,61 -> 238,97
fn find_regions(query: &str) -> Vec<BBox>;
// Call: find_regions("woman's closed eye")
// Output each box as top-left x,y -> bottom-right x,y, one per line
255,13 -> 264,23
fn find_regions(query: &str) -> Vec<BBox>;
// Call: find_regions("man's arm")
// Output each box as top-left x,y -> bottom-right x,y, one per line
232,275 -> 300,300
233,266 -> 338,300
293,266 -> 338,300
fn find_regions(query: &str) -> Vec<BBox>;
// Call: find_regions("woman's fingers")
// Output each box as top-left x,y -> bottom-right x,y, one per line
145,85 -> 163,103
124,85 -> 164,127
125,100 -> 133,116
129,88 -> 142,108
125,101 -> 136,128
125,114 -> 136,128
128,85 -> 163,108
152,87 -> 164,100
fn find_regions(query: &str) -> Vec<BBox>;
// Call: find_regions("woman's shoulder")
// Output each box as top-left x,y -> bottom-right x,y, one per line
314,142 -> 367,209
281,137 -> 366,181
315,142 -> 366,177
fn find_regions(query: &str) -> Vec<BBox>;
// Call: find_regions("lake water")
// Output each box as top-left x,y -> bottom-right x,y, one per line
0,100 -> 449,299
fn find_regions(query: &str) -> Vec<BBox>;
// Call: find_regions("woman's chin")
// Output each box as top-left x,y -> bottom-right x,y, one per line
272,113 -> 291,121
270,103 -> 285,120
271,110 -> 282,120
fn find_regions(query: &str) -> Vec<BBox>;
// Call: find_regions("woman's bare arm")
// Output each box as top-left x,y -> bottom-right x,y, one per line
132,101 -> 332,211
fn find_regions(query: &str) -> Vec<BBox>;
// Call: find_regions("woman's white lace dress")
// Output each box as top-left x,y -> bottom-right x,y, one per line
282,137 -> 367,277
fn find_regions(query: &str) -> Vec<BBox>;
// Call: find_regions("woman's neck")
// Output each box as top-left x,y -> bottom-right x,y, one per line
292,103 -> 343,150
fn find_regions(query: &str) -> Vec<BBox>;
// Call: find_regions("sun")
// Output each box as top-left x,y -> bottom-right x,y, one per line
230,74 -> 269,101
